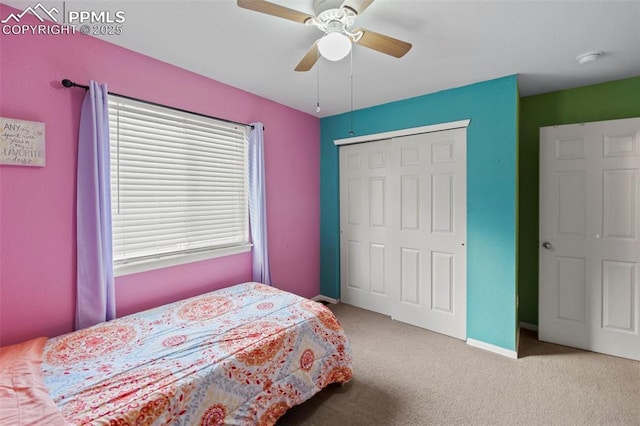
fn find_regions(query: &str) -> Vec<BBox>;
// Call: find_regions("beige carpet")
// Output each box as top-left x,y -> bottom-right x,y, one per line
277,303 -> 640,425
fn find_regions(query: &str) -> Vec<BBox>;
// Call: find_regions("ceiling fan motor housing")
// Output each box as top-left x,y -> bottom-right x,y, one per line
313,0 -> 344,15
310,5 -> 356,35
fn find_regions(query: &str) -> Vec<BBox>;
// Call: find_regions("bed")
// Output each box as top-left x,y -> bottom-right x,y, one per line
0,282 -> 353,425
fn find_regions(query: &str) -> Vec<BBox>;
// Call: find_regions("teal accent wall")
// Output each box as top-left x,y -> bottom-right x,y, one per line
320,75 -> 520,351
518,76 -> 640,326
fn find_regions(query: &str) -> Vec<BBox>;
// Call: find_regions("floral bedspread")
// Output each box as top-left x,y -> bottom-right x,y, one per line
41,282 -> 352,425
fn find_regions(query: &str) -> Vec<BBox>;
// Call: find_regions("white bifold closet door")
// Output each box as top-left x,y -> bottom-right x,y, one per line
339,128 -> 467,340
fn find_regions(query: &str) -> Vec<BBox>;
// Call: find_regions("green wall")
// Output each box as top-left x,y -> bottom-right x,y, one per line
518,76 -> 640,325
321,75 -> 520,351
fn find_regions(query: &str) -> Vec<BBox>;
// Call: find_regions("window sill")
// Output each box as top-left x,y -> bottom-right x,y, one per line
113,244 -> 252,277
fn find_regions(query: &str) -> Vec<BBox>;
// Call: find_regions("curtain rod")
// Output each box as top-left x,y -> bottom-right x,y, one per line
61,79 -> 255,130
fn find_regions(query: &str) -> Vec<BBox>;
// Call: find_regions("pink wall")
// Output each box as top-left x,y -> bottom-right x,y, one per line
0,4 -> 320,346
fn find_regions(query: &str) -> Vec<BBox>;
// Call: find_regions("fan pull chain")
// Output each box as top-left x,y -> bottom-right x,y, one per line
349,48 -> 355,135
316,53 -> 321,113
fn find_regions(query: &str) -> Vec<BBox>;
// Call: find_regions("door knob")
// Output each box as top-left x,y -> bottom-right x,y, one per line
542,241 -> 553,250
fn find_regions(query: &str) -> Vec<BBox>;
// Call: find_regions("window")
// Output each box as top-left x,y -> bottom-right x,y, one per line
108,95 -> 250,276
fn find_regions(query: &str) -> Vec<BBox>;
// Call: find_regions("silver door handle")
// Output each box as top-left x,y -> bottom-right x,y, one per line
542,241 -> 553,250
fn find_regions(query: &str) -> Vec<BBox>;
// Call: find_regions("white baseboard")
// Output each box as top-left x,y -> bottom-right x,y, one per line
519,322 -> 538,332
311,295 -> 340,304
467,338 -> 518,359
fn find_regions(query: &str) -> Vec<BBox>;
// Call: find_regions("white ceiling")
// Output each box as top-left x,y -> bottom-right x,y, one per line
3,0 -> 640,117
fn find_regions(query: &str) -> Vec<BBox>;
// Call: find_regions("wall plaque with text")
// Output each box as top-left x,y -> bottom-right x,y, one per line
0,117 -> 45,167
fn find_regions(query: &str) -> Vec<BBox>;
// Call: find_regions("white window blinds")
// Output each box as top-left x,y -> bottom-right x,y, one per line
108,95 -> 250,271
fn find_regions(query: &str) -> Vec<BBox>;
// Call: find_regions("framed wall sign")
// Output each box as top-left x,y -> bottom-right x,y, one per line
0,117 -> 45,167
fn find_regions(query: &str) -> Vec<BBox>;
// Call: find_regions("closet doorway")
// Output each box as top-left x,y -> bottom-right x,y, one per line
338,122 -> 467,340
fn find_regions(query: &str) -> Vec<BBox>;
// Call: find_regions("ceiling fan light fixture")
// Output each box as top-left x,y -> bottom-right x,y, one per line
318,31 -> 351,61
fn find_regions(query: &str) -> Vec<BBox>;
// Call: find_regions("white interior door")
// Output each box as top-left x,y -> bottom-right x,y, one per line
539,117 -> 640,361
340,128 -> 467,340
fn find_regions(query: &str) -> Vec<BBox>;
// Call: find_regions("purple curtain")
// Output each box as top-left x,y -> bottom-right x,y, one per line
76,81 -> 115,329
248,123 -> 271,285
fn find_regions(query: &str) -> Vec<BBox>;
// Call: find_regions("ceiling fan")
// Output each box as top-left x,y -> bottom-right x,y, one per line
237,0 -> 412,71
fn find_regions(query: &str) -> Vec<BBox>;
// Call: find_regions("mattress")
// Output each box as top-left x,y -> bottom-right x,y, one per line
40,282 -> 353,425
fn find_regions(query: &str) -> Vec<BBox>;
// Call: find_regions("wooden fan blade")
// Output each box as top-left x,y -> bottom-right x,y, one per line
295,42 -> 319,72
237,0 -> 313,24
354,28 -> 412,58
341,0 -> 374,15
